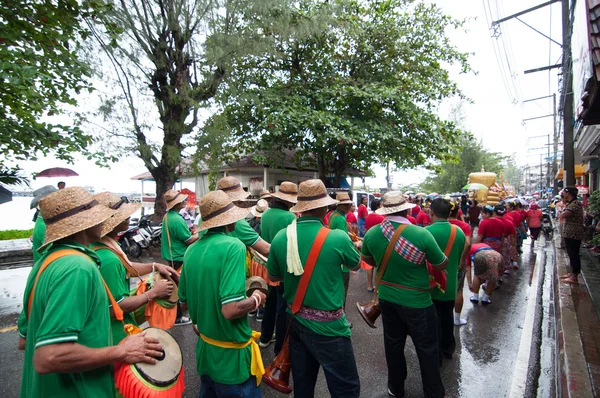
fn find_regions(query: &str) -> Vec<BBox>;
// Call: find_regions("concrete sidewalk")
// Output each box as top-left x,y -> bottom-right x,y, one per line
0,239 -> 32,266
554,234 -> 600,397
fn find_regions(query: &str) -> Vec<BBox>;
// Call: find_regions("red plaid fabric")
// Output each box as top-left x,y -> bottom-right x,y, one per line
380,220 -> 426,264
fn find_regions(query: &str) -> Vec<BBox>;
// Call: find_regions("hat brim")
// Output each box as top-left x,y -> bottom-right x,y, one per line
289,196 -> 338,213
246,276 -> 268,296
198,204 -> 249,231
39,205 -> 116,252
223,189 -> 250,202
336,200 -> 353,205
100,202 -> 142,237
250,206 -> 263,218
166,194 -> 188,211
271,191 -> 298,204
375,203 -> 416,215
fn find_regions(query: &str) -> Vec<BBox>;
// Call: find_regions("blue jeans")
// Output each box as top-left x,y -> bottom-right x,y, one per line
289,316 -> 360,398
199,375 -> 260,398
380,300 -> 444,398
358,218 -> 366,237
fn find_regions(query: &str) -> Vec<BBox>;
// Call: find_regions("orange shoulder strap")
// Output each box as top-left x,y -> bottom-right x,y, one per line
27,249 -> 87,318
100,278 -> 124,321
291,228 -> 331,314
443,225 -> 457,256
376,224 -> 408,288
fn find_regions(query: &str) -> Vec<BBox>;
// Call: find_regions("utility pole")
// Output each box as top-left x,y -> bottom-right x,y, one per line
562,0 -> 575,186
386,162 -> 391,189
553,93 -> 559,193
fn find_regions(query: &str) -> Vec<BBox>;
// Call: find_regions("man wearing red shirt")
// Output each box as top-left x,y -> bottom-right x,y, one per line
416,207 -> 432,227
495,205 -> 517,274
474,205 -> 504,254
406,215 -> 417,225
448,202 -> 471,325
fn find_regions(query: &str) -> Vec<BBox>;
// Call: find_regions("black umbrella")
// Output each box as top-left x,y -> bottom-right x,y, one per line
0,185 -> 13,205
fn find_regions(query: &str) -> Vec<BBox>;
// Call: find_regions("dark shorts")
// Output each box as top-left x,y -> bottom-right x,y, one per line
457,268 -> 466,291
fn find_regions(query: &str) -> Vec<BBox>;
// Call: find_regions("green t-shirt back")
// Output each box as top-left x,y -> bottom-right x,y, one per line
228,218 -> 260,247
267,217 -> 360,338
20,241 -> 114,398
161,210 -> 192,261
180,230 -> 252,385
328,209 -> 348,233
362,221 -> 446,308
426,221 -> 466,301
260,207 -> 296,243
32,216 -> 46,264
91,243 -> 137,343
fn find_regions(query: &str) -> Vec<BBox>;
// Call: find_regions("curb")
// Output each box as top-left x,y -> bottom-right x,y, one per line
0,239 -> 32,266
553,234 -> 595,398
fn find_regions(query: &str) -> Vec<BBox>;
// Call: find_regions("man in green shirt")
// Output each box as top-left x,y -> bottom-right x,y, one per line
268,179 -> 361,398
258,181 -> 297,352
328,191 -> 358,319
362,191 -> 448,398
215,176 -> 270,258
19,187 -> 163,398
426,198 -> 466,366
92,192 -> 177,343
179,190 -> 266,396
162,189 -> 199,325
29,185 -> 57,263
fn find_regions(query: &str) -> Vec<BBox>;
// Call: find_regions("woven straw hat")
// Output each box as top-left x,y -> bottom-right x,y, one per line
289,179 -> 338,213
30,185 -> 57,209
94,192 -> 141,237
250,199 -> 269,218
375,191 -> 416,215
335,192 -> 353,205
246,276 -> 268,295
164,189 -> 188,211
216,176 -> 249,201
272,181 -> 298,204
198,190 -> 249,231
38,187 -> 115,251
259,189 -> 272,199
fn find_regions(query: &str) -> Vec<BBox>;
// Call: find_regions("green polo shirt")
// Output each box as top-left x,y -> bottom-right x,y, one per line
90,242 -> 137,343
267,216 -> 360,338
179,229 -> 252,385
426,221 -> 466,301
229,218 -> 260,247
32,216 -> 46,263
328,209 -> 348,232
260,207 -> 296,243
161,210 -> 192,261
20,241 -> 114,398
362,221 -> 446,308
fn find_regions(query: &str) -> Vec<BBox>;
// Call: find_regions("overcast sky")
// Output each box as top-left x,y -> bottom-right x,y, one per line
13,0 -> 564,193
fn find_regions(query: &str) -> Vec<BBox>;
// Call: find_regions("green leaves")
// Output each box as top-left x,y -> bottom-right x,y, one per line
212,0 -> 471,183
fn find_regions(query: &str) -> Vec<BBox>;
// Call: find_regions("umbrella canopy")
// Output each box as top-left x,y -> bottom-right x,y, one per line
449,192 -> 462,198
516,197 -> 529,206
35,167 -> 79,178
429,192 -> 439,197
415,192 -> 427,197
462,183 -> 488,191
0,185 -> 12,205
405,190 -> 415,194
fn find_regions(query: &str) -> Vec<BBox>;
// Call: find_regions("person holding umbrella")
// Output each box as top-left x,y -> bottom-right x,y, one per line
30,186 -> 57,263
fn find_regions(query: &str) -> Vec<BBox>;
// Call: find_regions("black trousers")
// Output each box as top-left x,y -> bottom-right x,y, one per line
380,299 -> 445,398
168,260 -> 184,319
260,284 -> 287,355
564,238 -> 582,275
433,300 -> 456,361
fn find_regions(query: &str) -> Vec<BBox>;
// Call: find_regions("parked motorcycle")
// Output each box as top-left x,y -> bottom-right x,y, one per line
131,215 -> 162,254
542,210 -> 553,239
117,225 -> 143,258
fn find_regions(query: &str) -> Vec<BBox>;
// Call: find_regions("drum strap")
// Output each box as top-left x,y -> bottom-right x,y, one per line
164,212 -> 175,265
27,249 -> 87,318
375,224 -> 407,290
291,227 -> 331,314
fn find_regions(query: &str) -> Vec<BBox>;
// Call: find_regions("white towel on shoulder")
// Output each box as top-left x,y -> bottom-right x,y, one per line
286,219 -> 304,275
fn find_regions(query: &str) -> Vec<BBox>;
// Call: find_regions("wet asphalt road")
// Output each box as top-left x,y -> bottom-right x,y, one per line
0,238 -> 555,398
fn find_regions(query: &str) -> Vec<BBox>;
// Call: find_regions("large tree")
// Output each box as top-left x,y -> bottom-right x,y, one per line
86,0 -> 300,216
0,0 -> 113,184
210,0 -> 471,186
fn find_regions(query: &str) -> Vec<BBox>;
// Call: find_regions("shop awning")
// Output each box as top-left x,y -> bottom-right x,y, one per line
554,165 -> 586,180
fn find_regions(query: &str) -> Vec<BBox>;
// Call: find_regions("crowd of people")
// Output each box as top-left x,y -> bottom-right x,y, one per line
18,179 -> 586,398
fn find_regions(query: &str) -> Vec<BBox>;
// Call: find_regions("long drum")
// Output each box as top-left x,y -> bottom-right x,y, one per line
115,328 -> 185,397
250,248 -> 279,287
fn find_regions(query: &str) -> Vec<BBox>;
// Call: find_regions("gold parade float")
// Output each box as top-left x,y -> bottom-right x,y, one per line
466,166 -> 509,205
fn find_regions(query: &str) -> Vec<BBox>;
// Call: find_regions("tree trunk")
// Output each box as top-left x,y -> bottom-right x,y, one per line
317,154 -> 327,183
151,167 -> 176,220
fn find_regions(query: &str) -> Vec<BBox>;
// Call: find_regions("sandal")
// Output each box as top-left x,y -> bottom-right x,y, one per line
367,287 -> 375,292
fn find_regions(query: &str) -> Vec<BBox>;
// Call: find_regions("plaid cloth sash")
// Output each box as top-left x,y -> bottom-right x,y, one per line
380,220 -> 426,264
